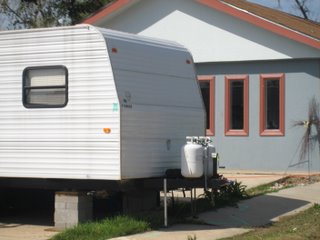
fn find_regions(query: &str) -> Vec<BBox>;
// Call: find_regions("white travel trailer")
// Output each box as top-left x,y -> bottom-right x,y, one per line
0,25 -> 205,181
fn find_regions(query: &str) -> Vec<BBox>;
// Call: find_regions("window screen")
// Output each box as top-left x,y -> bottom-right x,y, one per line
260,73 -> 285,136
198,75 -> 215,136
225,75 -> 249,136
200,81 -> 210,130
265,79 -> 280,129
23,66 -> 68,108
230,80 -> 244,130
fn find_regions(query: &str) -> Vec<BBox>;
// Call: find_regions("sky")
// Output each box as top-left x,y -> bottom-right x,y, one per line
0,0 -> 319,30
247,0 -> 320,22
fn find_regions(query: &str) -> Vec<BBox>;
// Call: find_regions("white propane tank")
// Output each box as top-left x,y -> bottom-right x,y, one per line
206,142 -> 216,177
181,138 -> 204,178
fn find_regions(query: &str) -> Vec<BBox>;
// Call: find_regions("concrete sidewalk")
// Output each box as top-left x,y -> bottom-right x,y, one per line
199,182 -> 320,228
112,180 -> 320,240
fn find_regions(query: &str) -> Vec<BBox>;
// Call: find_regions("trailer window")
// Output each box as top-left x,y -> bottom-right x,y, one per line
23,66 -> 68,108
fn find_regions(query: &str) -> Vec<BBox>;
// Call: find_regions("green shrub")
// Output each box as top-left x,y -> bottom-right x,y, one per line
187,234 -> 197,240
200,181 -> 248,207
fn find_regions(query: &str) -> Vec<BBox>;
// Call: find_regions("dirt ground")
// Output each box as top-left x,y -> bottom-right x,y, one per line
0,223 -> 58,240
277,174 -> 320,185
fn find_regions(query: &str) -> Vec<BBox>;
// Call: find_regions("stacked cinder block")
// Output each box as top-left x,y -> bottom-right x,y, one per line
54,192 -> 92,230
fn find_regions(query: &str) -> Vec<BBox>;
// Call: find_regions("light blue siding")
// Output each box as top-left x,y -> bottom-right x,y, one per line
197,59 -> 320,173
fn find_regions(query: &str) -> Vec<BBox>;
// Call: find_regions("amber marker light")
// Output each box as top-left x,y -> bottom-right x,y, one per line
103,128 -> 111,134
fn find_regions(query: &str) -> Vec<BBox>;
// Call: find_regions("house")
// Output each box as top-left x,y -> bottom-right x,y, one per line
83,0 -> 320,173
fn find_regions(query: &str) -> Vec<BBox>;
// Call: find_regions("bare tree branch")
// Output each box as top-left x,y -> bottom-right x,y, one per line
0,1 -> 26,25
294,0 -> 309,19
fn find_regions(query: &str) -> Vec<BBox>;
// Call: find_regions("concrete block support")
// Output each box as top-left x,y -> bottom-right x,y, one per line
54,191 -> 92,230
122,190 -> 158,214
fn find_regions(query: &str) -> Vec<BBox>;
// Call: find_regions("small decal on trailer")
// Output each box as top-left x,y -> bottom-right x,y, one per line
122,91 -> 133,108
112,103 -> 119,112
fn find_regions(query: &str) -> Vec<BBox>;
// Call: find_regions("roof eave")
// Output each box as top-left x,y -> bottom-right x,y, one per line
196,0 -> 320,49
83,0 -> 139,25
82,0 -> 320,50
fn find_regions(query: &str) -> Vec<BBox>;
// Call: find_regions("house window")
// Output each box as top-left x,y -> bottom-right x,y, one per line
225,75 -> 249,136
198,75 -> 215,135
260,74 -> 285,136
23,66 -> 68,108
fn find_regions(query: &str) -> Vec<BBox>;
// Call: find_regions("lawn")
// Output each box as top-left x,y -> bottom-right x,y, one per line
51,216 -> 150,240
220,204 -> 320,240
